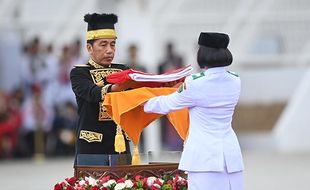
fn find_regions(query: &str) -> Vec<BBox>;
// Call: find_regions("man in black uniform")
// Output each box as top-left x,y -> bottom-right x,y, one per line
70,13 -> 131,166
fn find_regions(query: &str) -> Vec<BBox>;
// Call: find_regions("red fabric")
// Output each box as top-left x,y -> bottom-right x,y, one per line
106,69 -> 136,84
0,109 -> 22,155
106,69 -> 185,88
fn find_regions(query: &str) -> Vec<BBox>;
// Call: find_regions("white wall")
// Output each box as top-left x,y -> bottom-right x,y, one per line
236,67 -> 306,104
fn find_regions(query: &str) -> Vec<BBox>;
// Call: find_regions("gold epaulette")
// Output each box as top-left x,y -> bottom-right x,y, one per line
74,64 -> 90,68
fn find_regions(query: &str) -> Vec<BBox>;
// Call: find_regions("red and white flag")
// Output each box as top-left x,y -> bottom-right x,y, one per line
106,65 -> 193,88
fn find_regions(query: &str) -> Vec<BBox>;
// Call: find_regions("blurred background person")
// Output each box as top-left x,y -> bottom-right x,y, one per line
21,37 -> 48,94
71,39 -> 87,66
123,43 -> 147,152
20,85 -> 52,158
157,42 -> 185,151
42,44 -> 59,111
157,42 -> 184,74
126,43 -> 147,72
51,101 -> 77,156
53,45 -> 76,107
0,90 -> 22,158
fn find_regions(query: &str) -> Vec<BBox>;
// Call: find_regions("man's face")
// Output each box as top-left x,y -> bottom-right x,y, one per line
87,38 -> 116,65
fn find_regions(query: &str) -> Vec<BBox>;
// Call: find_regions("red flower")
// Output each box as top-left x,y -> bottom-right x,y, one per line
54,183 -> 62,190
91,186 -> 100,190
54,174 -> 188,190
66,177 -> 77,186
150,184 -> 159,190
174,175 -> 179,182
117,178 -> 125,183
155,178 -> 162,185
142,177 -> 148,188
132,181 -> 137,188
100,176 -> 110,183
135,175 -> 141,181
66,186 -> 75,190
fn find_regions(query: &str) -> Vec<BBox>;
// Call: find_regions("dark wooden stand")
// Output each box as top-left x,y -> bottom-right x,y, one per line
74,163 -> 186,179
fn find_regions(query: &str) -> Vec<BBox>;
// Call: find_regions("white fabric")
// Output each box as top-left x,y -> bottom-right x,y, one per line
188,170 -> 243,190
129,65 -> 193,82
187,157 -> 243,190
144,67 -> 244,172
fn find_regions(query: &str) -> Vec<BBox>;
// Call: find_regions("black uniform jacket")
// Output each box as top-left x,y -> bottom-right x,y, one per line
70,60 -> 130,155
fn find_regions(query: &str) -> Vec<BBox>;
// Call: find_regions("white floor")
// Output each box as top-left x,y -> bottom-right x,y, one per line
0,157 -> 74,190
243,151 -> 310,190
0,151 -> 309,190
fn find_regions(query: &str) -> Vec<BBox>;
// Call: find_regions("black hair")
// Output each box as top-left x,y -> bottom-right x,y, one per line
87,39 -> 95,45
197,46 -> 233,68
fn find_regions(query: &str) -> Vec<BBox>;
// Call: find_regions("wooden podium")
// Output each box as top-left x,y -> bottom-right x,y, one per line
75,163 -> 186,179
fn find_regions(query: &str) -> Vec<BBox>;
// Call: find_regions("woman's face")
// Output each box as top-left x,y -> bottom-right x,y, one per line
87,38 -> 116,65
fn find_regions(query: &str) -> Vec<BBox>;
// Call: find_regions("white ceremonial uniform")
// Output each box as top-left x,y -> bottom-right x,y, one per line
144,67 -> 244,190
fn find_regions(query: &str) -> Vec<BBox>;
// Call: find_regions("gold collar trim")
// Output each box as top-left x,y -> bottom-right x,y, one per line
89,58 -> 106,69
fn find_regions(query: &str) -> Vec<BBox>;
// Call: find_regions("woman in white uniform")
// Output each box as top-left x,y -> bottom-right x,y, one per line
144,32 -> 244,190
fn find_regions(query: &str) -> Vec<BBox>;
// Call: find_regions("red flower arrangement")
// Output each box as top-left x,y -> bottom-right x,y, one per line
54,174 -> 187,190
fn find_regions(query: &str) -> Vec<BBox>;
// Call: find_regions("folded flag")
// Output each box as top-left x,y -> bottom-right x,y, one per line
106,65 -> 193,87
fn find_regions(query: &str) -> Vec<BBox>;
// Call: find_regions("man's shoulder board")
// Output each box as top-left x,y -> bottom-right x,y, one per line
227,71 -> 239,77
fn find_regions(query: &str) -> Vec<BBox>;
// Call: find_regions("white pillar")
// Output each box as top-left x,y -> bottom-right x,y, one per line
273,67 -> 310,152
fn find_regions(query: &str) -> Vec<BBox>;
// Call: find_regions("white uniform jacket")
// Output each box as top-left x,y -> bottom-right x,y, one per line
144,67 -> 244,173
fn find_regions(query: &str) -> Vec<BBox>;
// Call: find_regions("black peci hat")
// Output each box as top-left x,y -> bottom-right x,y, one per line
84,13 -> 118,40
197,32 -> 233,68
198,32 -> 230,49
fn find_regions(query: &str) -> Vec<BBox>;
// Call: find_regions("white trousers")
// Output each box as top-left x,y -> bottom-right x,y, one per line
187,169 -> 243,190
